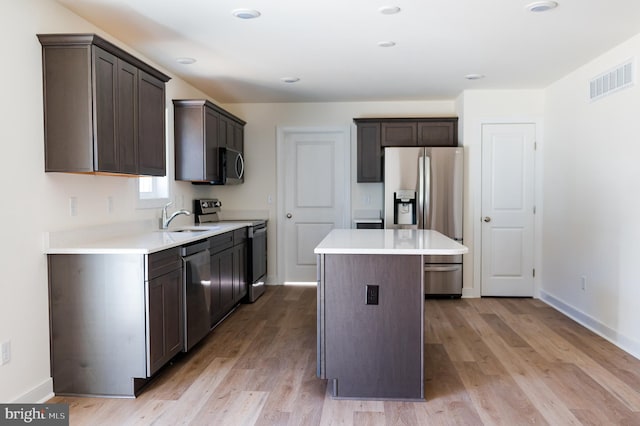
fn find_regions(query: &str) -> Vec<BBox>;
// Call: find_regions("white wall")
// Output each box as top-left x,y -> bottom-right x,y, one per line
541,33 -> 640,358
455,90 -> 545,297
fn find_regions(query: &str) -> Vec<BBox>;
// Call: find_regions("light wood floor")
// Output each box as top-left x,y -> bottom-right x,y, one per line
49,285 -> 640,425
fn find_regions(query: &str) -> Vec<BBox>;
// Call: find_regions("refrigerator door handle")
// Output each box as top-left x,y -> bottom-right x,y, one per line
424,155 -> 431,228
418,155 -> 424,229
424,265 -> 461,273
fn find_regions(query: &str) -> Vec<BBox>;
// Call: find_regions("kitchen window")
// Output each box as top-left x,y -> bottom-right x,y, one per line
137,175 -> 169,209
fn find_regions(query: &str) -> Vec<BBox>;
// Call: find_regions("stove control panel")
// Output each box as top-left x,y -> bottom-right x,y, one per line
194,199 -> 221,215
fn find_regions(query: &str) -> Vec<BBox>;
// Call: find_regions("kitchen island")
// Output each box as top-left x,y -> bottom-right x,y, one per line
314,229 -> 467,400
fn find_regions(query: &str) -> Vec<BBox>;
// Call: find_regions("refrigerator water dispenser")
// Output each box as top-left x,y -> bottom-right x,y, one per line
393,190 -> 417,225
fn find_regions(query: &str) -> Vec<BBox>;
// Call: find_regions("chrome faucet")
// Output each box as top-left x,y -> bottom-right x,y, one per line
161,201 -> 191,229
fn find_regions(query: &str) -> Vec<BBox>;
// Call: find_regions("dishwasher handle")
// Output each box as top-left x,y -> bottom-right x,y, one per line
424,265 -> 461,273
180,240 -> 210,257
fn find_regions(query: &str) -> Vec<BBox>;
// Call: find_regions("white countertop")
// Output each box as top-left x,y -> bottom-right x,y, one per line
45,221 -> 255,255
314,229 -> 468,255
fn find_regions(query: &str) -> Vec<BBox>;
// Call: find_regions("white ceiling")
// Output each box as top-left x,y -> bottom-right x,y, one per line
54,0 -> 640,103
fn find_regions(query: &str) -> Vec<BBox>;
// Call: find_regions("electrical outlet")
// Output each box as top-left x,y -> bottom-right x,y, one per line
581,275 -> 587,291
107,196 -> 114,214
69,197 -> 78,217
366,285 -> 379,305
1,340 -> 10,365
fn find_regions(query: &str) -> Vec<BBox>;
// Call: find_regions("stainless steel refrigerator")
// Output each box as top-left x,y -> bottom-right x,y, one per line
384,147 -> 463,297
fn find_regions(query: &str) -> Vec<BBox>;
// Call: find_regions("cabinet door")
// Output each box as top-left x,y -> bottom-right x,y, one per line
147,268 -> 183,376
219,248 -> 235,313
210,252 -> 222,326
117,59 -> 138,174
204,107 -> 222,182
93,47 -> 118,172
218,115 -> 229,149
233,242 -> 247,302
417,121 -> 457,146
138,70 -> 166,176
356,122 -> 382,182
381,122 -> 417,146
231,121 -> 244,153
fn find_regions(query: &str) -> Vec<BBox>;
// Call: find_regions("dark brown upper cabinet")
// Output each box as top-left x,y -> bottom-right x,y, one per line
381,121 -> 417,147
354,118 -> 458,183
417,120 -> 457,147
219,114 -> 244,153
355,121 -> 383,182
173,99 -> 246,183
38,34 -> 170,176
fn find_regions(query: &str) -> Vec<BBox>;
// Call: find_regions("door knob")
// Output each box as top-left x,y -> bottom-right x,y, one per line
483,216 -> 491,222
286,213 -> 293,219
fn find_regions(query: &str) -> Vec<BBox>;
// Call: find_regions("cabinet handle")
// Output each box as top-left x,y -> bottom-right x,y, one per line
483,216 -> 492,223
286,213 -> 293,219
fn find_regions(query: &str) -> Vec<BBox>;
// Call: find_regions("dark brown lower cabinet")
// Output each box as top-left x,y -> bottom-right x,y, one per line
47,248 -> 183,397
209,229 -> 248,326
233,228 -> 248,302
217,248 -> 235,320
147,267 -> 183,375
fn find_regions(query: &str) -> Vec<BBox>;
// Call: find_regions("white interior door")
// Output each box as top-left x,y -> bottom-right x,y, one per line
481,123 -> 535,296
278,128 -> 349,283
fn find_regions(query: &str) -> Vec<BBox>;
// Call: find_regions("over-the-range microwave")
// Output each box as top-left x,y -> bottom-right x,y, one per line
221,147 -> 244,184
193,147 -> 244,185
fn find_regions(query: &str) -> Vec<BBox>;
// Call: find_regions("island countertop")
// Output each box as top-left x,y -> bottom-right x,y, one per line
314,229 -> 468,255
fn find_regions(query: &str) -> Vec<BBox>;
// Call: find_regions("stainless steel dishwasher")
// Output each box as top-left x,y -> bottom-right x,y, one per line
181,240 -> 212,352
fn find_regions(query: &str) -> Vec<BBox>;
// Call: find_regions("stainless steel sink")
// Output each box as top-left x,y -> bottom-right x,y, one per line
173,229 -> 207,233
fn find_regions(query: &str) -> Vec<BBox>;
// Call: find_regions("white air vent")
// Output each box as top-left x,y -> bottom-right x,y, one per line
589,59 -> 635,101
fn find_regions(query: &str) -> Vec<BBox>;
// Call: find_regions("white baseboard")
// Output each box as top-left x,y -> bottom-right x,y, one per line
11,378 -> 54,403
539,289 -> 640,361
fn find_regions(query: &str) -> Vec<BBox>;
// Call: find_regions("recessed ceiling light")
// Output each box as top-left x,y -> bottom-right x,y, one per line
465,74 -> 485,80
525,1 -> 558,12
378,41 -> 396,48
232,9 -> 261,19
280,77 -> 300,83
379,6 -> 401,15
176,57 -> 196,65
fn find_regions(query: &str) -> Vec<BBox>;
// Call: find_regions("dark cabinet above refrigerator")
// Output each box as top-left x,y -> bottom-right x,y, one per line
354,117 -> 458,183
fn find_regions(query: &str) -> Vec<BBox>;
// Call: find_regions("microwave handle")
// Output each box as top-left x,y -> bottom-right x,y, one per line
236,152 -> 245,179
